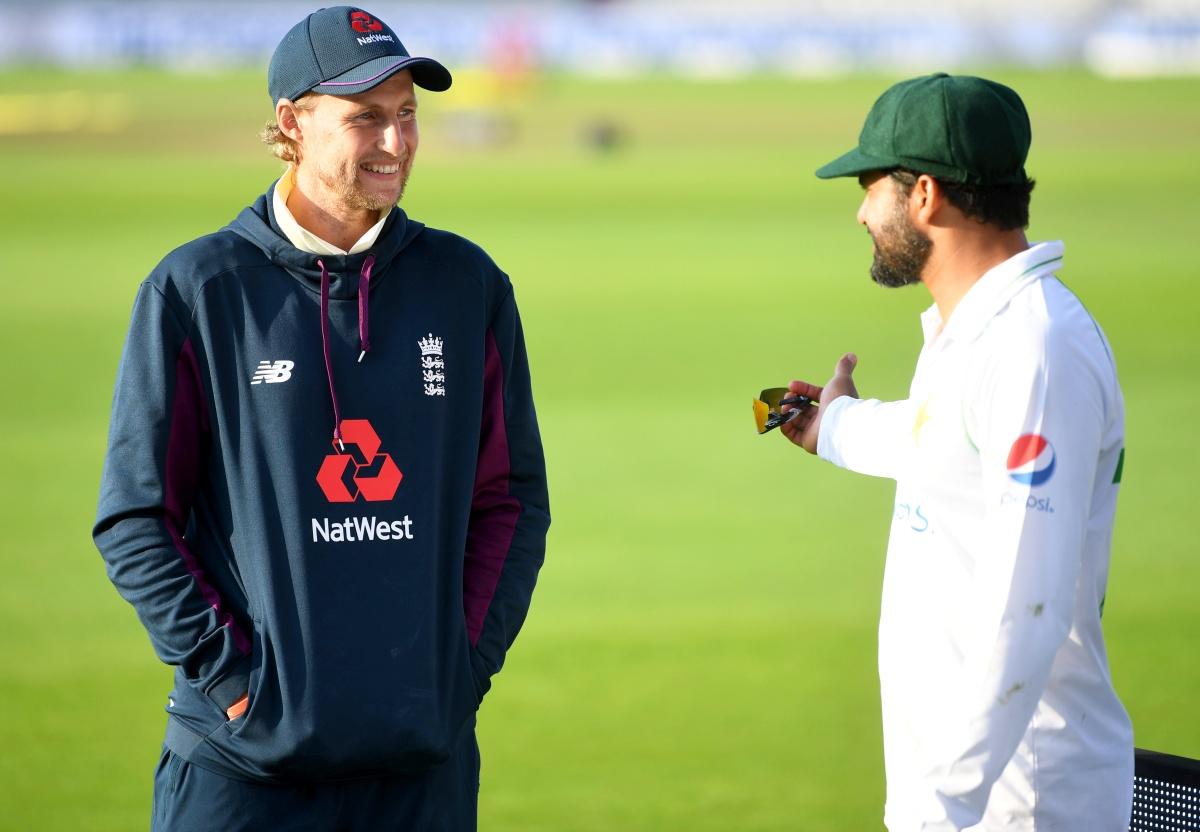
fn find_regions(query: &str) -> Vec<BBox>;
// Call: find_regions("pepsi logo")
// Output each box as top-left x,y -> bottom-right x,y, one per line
1006,434 -> 1056,486
350,11 -> 384,33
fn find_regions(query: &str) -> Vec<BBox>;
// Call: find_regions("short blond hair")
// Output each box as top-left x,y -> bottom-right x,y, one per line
260,95 -> 316,164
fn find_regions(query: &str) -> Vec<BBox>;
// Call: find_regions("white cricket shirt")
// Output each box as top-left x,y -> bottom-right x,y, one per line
818,242 -> 1133,831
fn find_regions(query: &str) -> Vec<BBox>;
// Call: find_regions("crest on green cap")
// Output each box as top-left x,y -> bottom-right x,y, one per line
816,73 -> 1031,186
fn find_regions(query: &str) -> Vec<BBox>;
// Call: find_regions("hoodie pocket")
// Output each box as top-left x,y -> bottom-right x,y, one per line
224,618 -> 263,737
202,596 -> 480,779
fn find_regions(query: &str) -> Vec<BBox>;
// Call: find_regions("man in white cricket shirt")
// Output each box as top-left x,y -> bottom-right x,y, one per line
780,74 -> 1133,831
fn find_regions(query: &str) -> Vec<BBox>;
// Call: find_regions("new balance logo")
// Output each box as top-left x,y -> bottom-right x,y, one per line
251,360 -> 294,385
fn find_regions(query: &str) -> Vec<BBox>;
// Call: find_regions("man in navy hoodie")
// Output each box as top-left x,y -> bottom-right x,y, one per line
93,7 -> 550,830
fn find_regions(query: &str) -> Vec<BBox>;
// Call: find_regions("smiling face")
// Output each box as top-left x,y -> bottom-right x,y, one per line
286,71 -> 420,217
856,171 -> 931,288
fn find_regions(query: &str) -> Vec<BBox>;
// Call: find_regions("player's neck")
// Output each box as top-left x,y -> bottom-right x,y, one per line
287,168 -> 380,252
923,228 -> 1029,325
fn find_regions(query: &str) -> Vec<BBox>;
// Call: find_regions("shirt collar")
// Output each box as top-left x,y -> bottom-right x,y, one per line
272,166 -> 389,256
920,241 -> 1065,346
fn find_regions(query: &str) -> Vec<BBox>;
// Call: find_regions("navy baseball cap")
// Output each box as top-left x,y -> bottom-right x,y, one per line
268,6 -> 452,104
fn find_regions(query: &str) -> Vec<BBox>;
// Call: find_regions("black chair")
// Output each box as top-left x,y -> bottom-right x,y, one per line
1130,748 -> 1200,831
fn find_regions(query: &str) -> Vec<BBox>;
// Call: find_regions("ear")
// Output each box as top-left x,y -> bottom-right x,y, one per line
276,98 -> 305,144
909,174 -> 945,228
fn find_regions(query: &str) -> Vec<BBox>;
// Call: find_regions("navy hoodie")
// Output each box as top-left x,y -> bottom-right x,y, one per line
93,186 -> 549,783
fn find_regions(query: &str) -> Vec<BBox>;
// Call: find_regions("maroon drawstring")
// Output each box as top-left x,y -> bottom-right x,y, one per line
357,254 -> 374,362
318,259 -> 344,449
319,255 -> 376,448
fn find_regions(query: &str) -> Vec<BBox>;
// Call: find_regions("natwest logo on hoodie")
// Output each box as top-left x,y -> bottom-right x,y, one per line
316,419 -> 403,502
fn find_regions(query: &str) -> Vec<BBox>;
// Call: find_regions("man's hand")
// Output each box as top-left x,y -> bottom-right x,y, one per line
226,693 -> 249,721
780,353 -> 859,454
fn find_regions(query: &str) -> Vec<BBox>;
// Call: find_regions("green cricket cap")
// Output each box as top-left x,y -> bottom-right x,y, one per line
815,73 -> 1031,186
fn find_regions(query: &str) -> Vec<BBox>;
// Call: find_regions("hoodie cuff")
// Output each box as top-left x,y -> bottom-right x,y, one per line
469,648 -> 492,706
205,656 -> 252,714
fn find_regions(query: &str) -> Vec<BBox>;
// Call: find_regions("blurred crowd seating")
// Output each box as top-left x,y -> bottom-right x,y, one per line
0,1 -> 1195,76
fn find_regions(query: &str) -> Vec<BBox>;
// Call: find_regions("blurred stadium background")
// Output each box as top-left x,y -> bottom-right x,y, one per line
1,1 -> 1197,830
1,0 -> 1199,77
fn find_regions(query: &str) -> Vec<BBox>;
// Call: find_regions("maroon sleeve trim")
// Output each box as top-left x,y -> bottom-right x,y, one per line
163,338 -> 249,656
463,329 -> 522,646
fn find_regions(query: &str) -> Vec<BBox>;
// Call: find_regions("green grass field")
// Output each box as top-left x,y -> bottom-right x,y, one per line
1,67 -> 1197,830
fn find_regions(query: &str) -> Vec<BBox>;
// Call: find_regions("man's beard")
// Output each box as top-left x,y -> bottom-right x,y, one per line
319,161 -> 410,213
869,201 -> 931,288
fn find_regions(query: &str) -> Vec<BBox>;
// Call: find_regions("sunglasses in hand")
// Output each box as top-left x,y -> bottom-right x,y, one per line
753,387 -> 817,435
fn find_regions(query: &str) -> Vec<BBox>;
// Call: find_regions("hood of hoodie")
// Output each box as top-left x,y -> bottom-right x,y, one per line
226,182 -> 428,447
225,182 -> 426,300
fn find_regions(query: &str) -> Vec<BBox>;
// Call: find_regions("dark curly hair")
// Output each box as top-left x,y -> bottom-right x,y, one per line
889,168 -> 1035,231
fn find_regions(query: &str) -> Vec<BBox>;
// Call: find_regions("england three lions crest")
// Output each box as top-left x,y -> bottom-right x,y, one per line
419,333 -> 446,396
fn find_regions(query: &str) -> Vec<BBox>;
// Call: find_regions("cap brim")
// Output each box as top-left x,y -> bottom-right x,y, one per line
312,55 -> 453,96
814,146 -> 897,179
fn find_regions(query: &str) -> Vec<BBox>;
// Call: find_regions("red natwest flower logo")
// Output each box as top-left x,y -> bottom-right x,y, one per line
316,419 -> 403,502
350,11 -> 384,33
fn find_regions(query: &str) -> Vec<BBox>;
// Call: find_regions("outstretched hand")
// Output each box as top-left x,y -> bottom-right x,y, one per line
780,353 -> 859,454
